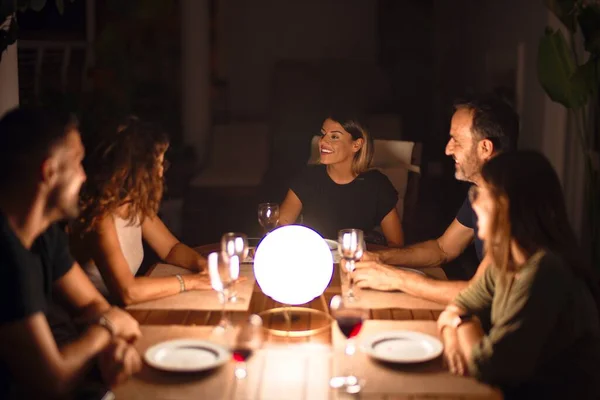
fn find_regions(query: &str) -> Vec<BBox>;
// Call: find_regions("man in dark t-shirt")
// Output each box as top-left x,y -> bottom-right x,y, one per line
353,94 -> 519,305
0,107 -> 142,399
456,196 -> 483,261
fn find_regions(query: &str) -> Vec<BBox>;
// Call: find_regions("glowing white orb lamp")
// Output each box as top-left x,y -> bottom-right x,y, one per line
253,225 -> 334,336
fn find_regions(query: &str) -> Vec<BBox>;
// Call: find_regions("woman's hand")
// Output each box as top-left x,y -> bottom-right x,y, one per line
185,274 -> 213,291
195,255 -> 208,274
441,327 -> 468,376
436,309 -> 461,334
185,274 -> 247,291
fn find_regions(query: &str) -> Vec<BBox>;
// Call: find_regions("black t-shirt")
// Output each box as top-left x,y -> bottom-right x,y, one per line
0,213 -> 74,398
290,165 -> 398,240
456,194 -> 484,261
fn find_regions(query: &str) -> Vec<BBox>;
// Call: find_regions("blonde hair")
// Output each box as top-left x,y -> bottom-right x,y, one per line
326,116 -> 373,175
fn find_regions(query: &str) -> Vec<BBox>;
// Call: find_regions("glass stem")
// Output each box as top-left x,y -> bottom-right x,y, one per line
347,259 -> 356,297
234,361 -> 248,379
345,339 -> 356,378
220,289 -> 229,325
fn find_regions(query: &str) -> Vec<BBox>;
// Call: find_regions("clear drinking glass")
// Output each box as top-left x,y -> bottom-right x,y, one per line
338,229 -> 365,301
220,232 -> 248,303
232,314 -> 264,379
258,202 -> 279,235
208,251 -> 238,331
329,295 -> 368,394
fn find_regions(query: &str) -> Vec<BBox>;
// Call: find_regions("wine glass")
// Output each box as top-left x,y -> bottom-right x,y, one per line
338,229 -> 365,301
221,232 -> 248,303
329,295 -> 368,394
232,314 -> 264,379
258,203 -> 279,235
208,251 -> 239,332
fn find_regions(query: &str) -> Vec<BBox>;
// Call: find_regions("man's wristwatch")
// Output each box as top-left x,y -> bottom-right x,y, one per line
95,314 -> 116,337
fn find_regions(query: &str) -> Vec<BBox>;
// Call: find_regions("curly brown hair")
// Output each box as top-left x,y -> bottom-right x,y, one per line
77,116 -> 169,233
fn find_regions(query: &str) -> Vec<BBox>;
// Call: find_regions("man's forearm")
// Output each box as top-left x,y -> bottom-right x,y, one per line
394,272 -> 469,304
51,325 -> 112,395
72,298 -> 110,327
380,240 -> 448,267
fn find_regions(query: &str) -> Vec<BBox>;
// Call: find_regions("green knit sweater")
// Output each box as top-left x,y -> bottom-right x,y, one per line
454,250 -> 600,399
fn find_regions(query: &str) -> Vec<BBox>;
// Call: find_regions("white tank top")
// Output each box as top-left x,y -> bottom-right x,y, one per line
83,214 -> 144,299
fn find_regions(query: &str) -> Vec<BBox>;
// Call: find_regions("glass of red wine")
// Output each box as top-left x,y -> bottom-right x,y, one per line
232,314 -> 263,379
329,295 -> 368,394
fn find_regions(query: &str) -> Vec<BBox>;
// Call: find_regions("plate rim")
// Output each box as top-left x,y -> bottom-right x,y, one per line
324,238 -> 338,250
361,330 -> 443,363
144,339 -> 230,372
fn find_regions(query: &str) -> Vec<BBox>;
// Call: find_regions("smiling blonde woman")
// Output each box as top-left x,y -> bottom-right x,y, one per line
278,113 -> 403,247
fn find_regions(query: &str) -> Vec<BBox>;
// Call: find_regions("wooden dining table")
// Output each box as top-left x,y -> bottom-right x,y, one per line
117,242 -> 502,399
128,243 -> 447,337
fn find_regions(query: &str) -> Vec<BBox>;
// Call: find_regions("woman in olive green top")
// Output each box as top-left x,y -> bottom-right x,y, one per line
437,151 -> 600,399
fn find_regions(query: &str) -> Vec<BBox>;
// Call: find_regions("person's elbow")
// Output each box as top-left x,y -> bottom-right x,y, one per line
435,238 -> 460,264
384,225 -> 404,248
163,242 -> 183,264
116,284 -> 143,306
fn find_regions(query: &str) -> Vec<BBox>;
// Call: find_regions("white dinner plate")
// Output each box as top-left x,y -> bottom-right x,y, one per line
324,239 -> 338,251
362,331 -> 443,363
332,251 -> 341,263
144,339 -> 230,372
396,267 -> 426,276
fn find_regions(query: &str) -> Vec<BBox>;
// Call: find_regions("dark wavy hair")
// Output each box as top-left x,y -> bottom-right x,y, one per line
77,116 -> 169,232
481,150 -> 600,314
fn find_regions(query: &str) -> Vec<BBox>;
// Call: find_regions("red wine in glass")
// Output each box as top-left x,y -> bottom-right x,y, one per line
336,315 -> 364,338
232,347 -> 253,362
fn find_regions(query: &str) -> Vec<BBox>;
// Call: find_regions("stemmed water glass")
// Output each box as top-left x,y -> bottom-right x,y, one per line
329,295 -> 368,394
232,314 -> 264,379
258,203 -> 279,236
338,229 -> 365,301
221,232 -> 248,303
208,251 -> 239,331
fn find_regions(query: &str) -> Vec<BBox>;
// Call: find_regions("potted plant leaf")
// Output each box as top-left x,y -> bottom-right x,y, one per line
538,0 -> 600,268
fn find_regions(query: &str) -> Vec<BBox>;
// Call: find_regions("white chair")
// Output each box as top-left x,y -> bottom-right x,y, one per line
307,136 -> 421,221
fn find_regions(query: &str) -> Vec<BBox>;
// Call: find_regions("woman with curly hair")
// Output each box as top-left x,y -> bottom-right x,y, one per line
70,117 -> 210,306
437,151 -> 600,399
